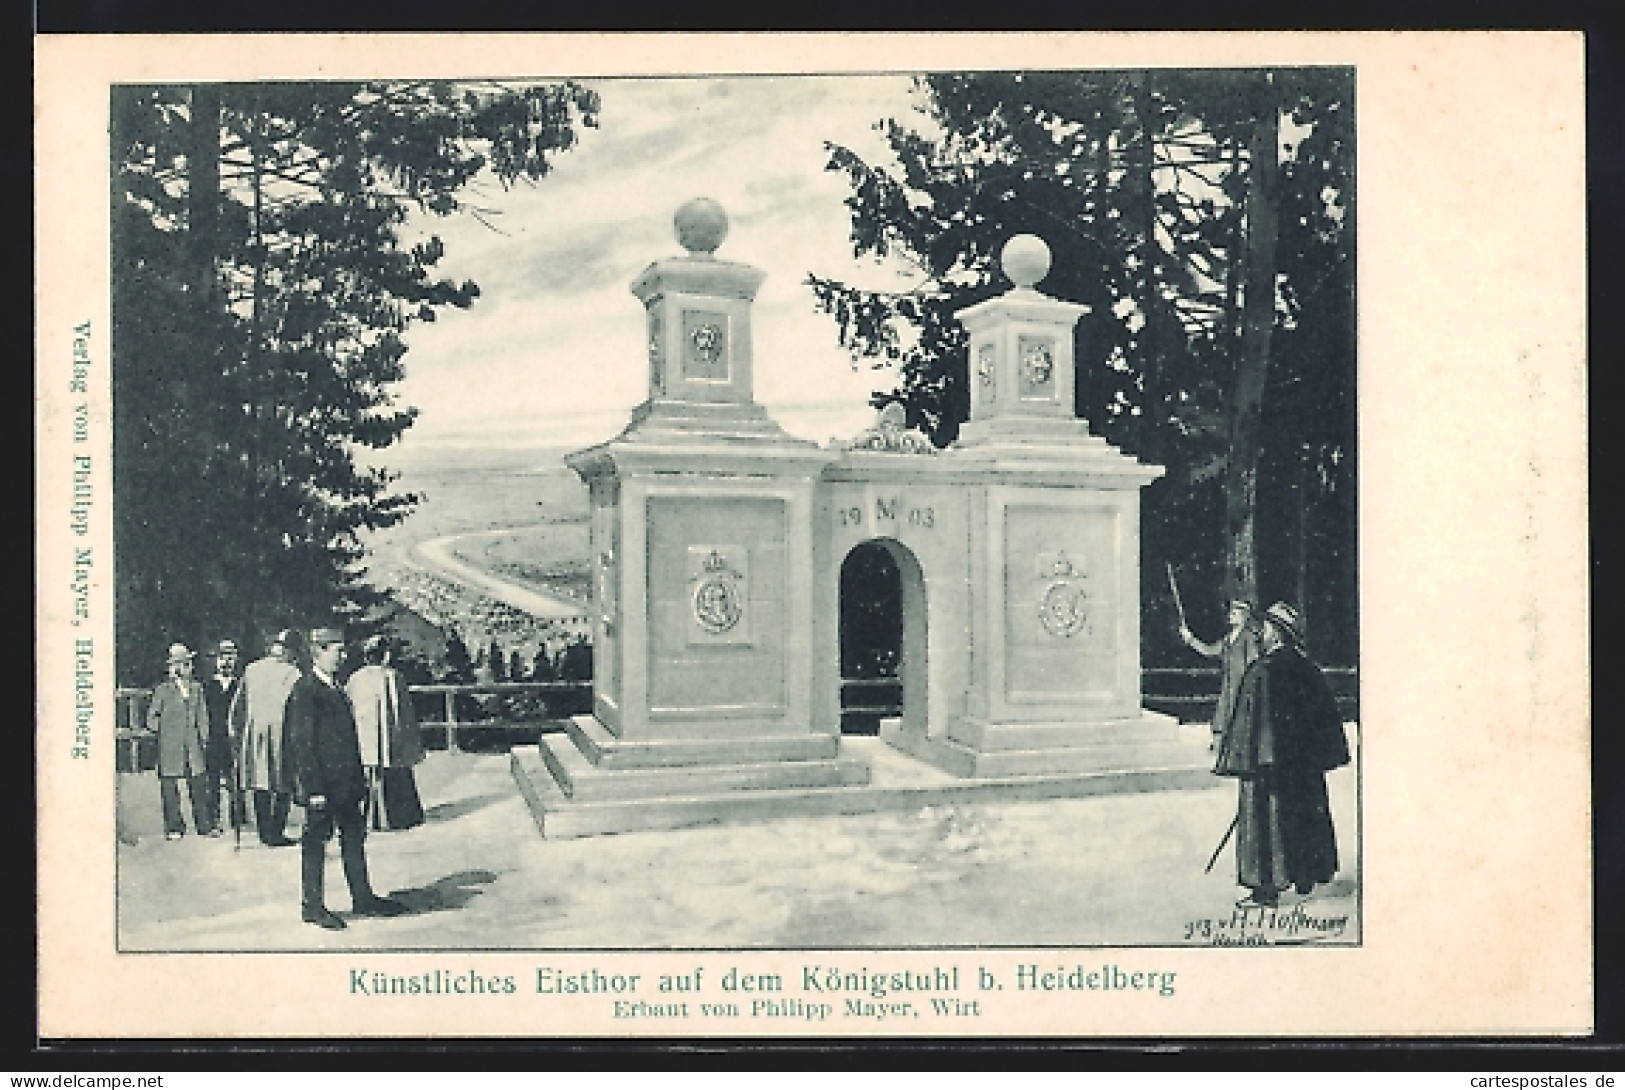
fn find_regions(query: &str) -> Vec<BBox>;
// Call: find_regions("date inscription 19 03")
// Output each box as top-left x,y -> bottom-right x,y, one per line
838,497 -> 935,530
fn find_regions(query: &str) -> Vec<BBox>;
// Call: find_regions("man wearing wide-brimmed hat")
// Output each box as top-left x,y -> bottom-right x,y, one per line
284,627 -> 408,930
146,643 -> 218,840
1214,602 -> 1352,908
228,630 -> 303,847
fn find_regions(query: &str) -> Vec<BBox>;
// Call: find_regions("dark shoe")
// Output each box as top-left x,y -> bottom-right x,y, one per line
1294,881 -> 1315,896
351,895 -> 408,918
1237,891 -> 1278,909
261,835 -> 297,848
302,906 -> 347,931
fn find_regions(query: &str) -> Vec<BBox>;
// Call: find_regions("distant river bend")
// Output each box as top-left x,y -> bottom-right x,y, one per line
411,530 -> 589,621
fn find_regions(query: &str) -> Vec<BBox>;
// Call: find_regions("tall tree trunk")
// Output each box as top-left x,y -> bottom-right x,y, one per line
1129,71 -> 1161,463
245,105 -> 270,636
1225,139 -> 1245,346
1223,72 -> 1280,607
1295,445 -> 1310,627
187,85 -> 221,304
186,85 -> 226,637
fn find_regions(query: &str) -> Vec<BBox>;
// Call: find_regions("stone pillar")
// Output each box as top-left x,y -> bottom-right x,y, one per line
618,197 -> 789,441
540,200 -> 863,836
889,235 -> 1188,777
960,234 -> 1087,431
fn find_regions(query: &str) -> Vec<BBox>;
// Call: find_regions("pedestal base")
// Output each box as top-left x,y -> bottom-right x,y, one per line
510,717 -> 1220,839
885,710 -> 1208,778
512,715 -> 869,837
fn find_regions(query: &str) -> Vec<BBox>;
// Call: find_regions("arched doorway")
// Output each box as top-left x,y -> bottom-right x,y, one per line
838,539 -> 927,736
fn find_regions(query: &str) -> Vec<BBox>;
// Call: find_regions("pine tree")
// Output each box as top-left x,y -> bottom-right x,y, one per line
111,80 -> 598,681
810,69 -> 1355,660
443,632 -> 474,684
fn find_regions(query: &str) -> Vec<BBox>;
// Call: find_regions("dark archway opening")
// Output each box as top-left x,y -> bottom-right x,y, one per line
838,542 -> 902,735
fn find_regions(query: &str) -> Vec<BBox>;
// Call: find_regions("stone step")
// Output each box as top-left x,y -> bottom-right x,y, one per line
964,740 -> 1211,778
885,722 -> 1211,780
948,712 -> 1184,752
541,732 -> 869,801
566,715 -> 840,769
510,745 -> 1220,840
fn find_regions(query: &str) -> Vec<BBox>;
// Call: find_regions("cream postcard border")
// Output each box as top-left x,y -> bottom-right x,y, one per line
34,31 -> 1590,1038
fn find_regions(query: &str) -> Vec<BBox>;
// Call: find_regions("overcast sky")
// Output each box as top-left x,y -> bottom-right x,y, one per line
391,74 -> 928,457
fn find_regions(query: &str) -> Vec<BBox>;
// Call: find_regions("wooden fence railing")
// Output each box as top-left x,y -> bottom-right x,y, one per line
1142,667 -> 1360,721
838,668 -> 1358,729
408,681 -> 589,753
112,681 -> 593,768
114,667 -> 1358,768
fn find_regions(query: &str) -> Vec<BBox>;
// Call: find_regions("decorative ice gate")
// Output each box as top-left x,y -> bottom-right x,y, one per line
512,199 -> 1207,838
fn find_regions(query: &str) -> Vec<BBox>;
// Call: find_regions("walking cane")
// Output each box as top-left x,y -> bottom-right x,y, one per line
230,732 -> 244,851
1166,562 -> 1189,630
1205,814 -> 1238,874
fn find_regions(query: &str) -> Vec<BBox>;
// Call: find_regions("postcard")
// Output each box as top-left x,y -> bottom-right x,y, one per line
35,31 -> 1589,1038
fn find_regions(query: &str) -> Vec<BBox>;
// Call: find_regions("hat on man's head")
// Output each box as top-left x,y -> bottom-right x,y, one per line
215,639 -> 238,655
165,643 -> 195,665
1264,602 -> 1305,646
269,629 -> 308,661
309,627 -> 345,648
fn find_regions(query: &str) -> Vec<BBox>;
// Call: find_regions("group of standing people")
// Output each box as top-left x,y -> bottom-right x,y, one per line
144,630 -> 426,929
1180,598 -> 1351,911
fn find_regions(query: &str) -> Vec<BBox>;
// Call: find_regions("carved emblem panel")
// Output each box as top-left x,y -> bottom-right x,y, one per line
977,342 -> 997,403
647,309 -> 665,394
1018,336 -> 1057,400
1035,550 -> 1088,638
687,545 -> 750,644
682,309 -> 730,382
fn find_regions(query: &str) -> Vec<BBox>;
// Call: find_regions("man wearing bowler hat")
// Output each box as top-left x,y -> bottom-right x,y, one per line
146,643 -> 218,840
284,627 -> 407,930
1214,602 -> 1351,909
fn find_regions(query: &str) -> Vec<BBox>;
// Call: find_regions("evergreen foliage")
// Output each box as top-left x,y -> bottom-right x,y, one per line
811,70 -> 1355,662
112,80 -> 598,682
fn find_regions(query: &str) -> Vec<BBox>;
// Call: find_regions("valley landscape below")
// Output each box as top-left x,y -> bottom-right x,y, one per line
364,440 -> 596,670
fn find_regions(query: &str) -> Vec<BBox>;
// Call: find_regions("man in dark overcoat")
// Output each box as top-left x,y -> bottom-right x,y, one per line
202,639 -> 243,832
284,627 -> 408,930
1214,602 -> 1351,908
146,643 -> 219,840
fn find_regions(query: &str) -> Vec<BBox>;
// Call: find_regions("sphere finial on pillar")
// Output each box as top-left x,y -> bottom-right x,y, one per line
1001,234 -> 1051,290
675,197 -> 729,256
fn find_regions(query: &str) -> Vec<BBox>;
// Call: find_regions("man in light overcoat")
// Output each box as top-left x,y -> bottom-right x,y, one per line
228,630 -> 303,846
345,635 -> 426,831
146,643 -> 218,840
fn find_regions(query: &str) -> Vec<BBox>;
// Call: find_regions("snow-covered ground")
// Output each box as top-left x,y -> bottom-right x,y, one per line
115,737 -> 1360,952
